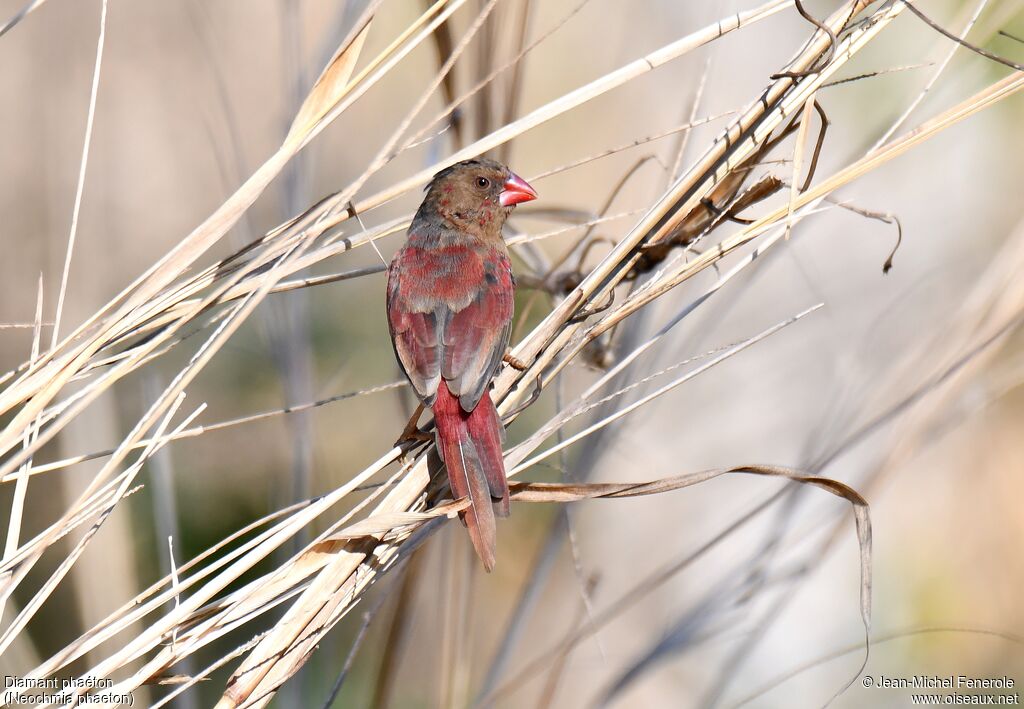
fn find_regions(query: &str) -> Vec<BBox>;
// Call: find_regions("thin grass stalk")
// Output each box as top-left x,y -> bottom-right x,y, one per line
50,0 -> 107,350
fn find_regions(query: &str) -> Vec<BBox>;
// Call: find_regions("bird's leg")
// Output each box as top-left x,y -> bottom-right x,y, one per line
503,352 -> 528,371
395,402 -> 432,455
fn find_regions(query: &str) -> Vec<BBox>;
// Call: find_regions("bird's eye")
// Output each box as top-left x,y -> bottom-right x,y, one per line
476,177 -> 490,189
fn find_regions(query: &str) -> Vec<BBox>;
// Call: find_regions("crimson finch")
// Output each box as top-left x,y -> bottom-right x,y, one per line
386,158 -> 537,570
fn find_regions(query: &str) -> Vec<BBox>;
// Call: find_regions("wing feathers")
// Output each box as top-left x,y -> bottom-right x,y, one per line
388,240 -> 513,411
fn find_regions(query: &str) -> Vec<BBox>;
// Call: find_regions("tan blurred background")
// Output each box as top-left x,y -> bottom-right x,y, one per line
1,0 -> 1022,707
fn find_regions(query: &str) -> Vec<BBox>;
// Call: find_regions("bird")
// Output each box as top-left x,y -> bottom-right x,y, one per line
386,158 -> 537,571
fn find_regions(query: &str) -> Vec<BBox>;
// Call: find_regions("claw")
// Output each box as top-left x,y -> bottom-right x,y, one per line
394,403 -> 432,458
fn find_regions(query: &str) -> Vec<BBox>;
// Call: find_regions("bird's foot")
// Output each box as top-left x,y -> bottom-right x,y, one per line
395,403 -> 432,462
395,427 -> 432,464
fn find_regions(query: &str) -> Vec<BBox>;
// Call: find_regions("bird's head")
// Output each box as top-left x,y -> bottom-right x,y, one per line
420,158 -> 537,238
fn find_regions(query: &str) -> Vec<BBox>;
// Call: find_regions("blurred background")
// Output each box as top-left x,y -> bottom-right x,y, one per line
0,0 -> 1022,706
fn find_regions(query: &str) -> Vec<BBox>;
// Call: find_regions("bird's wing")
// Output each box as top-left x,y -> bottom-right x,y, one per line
440,249 -> 514,412
387,247 -> 445,405
388,240 -> 514,411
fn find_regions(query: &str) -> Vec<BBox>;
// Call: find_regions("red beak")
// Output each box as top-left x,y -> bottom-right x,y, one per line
499,172 -> 538,207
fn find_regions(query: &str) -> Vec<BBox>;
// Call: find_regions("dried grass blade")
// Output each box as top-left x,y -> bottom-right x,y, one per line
50,0 -> 108,349
785,92 -> 818,239
323,500 -> 468,541
3,277 -> 44,565
285,19 -> 372,145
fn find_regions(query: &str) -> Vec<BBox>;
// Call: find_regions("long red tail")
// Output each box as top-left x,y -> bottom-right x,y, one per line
433,381 -> 510,571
